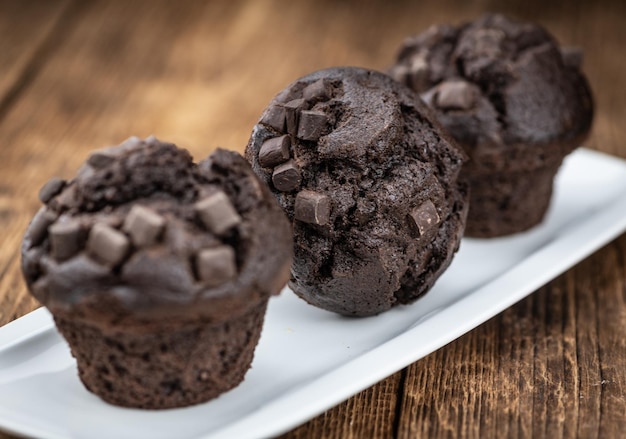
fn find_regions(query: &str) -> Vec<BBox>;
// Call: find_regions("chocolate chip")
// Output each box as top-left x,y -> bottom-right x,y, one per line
260,105 -> 287,132
87,148 -> 118,169
297,111 -> 329,141
122,250 -> 194,292
28,208 -> 59,247
45,254 -> 110,292
87,223 -> 130,266
196,245 -> 236,287
303,79 -> 331,102
38,177 -> 66,203
195,191 -> 241,236
419,87 -> 438,106
514,23 -> 549,51
258,135 -> 290,168
123,205 -> 165,247
560,46 -> 583,69
49,219 -> 82,261
76,164 -> 95,182
435,80 -> 477,110
283,98 -> 306,136
409,200 -> 440,236
22,247 -> 44,280
408,52 -> 430,92
272,160 -> 301,192
389,64 -> 411,85
295,190 -> 331,225
54,184 -> 79,209
85,138 -> 141,171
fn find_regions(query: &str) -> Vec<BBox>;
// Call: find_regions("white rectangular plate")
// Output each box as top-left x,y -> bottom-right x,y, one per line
1,148 -> 626,439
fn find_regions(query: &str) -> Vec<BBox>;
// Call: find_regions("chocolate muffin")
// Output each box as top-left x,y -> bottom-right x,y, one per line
245,67 -> 468,317
389,13 -> 594,237
21,137 -> 292,409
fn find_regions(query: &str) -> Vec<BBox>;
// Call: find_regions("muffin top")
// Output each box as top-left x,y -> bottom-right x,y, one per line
21,137 -> 292,329
245,67 -> 468,316
389,13 -> 594,174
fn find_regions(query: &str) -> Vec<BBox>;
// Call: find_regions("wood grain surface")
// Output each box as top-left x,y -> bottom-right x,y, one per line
0,0 -> 625,438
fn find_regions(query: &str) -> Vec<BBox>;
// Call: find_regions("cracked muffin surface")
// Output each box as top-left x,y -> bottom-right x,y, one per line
246,67 -> 468,316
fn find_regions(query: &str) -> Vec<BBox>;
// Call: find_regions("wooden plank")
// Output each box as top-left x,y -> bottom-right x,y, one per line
278,372 -> 403,439
0,0 -> 79,330
594,238 -> 626,437
0,0 -> 73,115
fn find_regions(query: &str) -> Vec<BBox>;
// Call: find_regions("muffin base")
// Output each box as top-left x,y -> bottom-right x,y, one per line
464,162 -> 562,238
54,300 -> 268,409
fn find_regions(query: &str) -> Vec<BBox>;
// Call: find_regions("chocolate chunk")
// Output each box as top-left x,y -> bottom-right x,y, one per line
389,64 -> 411,85
297,111 -> 329,141
419,87 -> 437,106
272,160 -> 301,192
258,135 -> 290,168
76,164 -> 95,182
410,200 -> 440,236
560,46 -> 583,69
195,245 -> 236,286
49,220 -> 82,261
303,79 -> 331,102
22,247 -> 44,280
295,190 -> 331,225
38,177 -> 66,203
283,98 -> 306,136
260,105 -> 287,132
194,191 -> 241,236
54,183 -> 79,209
408,52 -> 430,92
87,223 -> 130,266
514,22 -> 550,51
123,205 -> 165,247
45,254 -> 110,293
87,148 -> 118,169
435,80 -> 476,110
410,52 -> 428,73
122,251 -> 194,292
28,208 -> 59,247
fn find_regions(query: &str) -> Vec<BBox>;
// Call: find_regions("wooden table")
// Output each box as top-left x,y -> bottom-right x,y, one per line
1,0 -> 625,437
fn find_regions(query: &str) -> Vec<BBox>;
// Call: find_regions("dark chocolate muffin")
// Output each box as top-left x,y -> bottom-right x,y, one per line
389,13 -> 594,237
21,137 -> 292,409
245,67 -> 468,317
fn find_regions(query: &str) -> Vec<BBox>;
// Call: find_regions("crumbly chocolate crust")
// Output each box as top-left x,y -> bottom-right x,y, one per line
389,14 -> 594,237
245,67 -> 468,316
